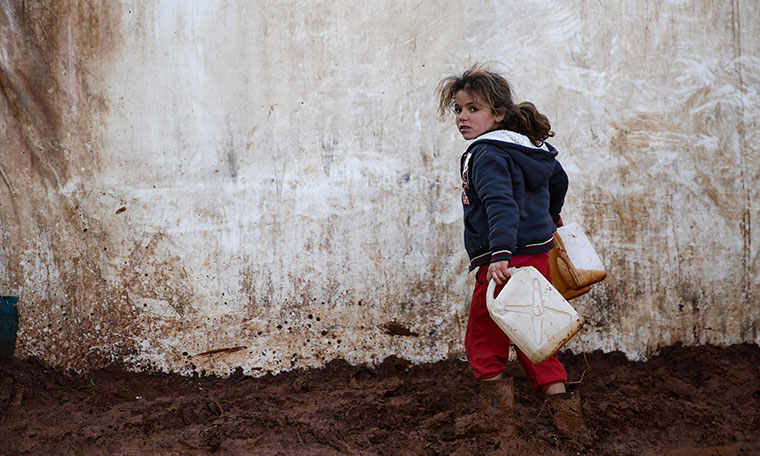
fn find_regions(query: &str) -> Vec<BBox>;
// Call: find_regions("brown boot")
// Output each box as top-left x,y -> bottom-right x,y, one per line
478,377 -> 519,437
454,377 -> 518,438
546,391 -> 582,437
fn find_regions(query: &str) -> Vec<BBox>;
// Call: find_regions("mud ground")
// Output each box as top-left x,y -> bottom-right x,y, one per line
1,343 -> 758,455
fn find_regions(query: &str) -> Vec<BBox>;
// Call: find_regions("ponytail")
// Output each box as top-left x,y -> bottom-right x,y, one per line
504,102 -> 554,147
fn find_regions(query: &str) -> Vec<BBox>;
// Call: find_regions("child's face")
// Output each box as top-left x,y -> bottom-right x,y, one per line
453,90 -> 505,140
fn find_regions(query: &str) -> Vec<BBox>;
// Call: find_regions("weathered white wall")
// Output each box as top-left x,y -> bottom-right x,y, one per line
0,1 -> 757,374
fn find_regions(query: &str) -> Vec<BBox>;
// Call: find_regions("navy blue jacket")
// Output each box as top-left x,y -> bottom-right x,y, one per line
460,130 -> 568,271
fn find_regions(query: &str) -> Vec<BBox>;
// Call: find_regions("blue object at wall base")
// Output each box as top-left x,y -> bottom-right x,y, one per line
1,296 -> 19,362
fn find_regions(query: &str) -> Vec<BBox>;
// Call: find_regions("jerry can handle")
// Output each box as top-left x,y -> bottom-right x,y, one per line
485,267 -> 518,307
486,279 -> 497,307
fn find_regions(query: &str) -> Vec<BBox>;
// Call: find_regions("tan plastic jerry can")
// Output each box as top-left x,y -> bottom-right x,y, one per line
550,223 -> 607,300
486,267 -> 584,365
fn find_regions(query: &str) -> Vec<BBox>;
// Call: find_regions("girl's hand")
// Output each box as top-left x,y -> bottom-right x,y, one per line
487,260 -> 511,285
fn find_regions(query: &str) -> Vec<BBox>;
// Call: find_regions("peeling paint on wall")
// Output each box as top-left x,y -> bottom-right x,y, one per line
0,1 -> 758,375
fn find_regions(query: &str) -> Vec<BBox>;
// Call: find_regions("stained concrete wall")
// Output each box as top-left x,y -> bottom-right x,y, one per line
0,1 -> 757,375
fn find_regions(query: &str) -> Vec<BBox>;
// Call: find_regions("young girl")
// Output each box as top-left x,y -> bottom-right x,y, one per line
437,65 -> 582,438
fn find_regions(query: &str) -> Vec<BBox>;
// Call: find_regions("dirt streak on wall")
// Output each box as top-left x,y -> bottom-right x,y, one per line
0,0 -> 141,368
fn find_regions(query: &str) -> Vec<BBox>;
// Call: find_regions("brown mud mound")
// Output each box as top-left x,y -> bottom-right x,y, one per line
1,343 -> 759,455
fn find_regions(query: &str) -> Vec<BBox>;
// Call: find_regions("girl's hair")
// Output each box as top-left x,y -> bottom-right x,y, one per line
436,65 -> 554,146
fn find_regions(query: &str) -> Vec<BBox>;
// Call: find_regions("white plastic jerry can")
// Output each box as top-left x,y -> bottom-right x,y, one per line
486,266 -> 584,365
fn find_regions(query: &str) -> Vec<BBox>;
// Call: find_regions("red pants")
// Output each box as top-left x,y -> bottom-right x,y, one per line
465,252 -> 567,392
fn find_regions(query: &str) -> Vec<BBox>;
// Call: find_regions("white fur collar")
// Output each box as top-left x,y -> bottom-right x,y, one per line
472,129 -> 549,151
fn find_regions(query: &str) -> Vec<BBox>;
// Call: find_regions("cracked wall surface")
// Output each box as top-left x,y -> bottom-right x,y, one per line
0,0 -> 758,375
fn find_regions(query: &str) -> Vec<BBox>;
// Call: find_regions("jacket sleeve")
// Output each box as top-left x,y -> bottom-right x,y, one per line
548,160 -> 568,223
470,146 -> 519,264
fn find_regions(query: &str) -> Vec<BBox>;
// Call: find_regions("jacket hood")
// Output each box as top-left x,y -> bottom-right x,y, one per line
469,129 -> 558,190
